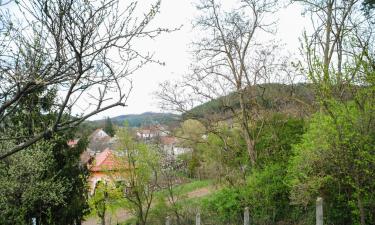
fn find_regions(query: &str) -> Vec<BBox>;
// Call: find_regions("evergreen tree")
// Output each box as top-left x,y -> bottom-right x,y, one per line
0,77 -> 89,224
364,0 -> 375,9
104,117 -> 115,137
0,136 -> 90,225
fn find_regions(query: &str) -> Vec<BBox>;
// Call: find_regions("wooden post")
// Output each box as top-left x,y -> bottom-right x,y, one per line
244,207 -> 250,225
316,197 -> 323,225
165,216 -> 170,225
196,212 -> 201,225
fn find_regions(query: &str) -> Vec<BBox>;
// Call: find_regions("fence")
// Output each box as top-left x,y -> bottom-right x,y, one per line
165,197 -> 324,225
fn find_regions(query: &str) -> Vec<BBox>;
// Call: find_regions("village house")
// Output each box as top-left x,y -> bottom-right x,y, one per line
136,125 -> 169,140
75,127 -> 187,194
159,136 -> 191,156
68,129 -> 124,194
88,128 -> 117,153
87,148 -> 128,194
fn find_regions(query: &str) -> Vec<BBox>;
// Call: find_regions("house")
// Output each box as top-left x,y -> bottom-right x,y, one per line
88,148 -> 128,194
136,125 -> 169,140
88,128 -> 116,153
136,129 -> 156,139
159,136 -> 191,156
67,139 -> 79,148
90,128 -> 110,140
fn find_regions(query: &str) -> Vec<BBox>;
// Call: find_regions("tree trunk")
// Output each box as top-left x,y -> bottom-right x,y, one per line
239,91 -> 256,166
323,0 -> 333,83
357,196 -> 366,225
100,215 -> 106,225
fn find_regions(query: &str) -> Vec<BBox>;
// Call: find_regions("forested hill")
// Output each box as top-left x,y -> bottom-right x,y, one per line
95,112 -> 180,127
185,83 -> 316,118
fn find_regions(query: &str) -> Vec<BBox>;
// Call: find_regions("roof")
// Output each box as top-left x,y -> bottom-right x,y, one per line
90,148 -> 119,172
138,129 -> 153,134
90,129 -> 109,140
160,136 -> 178,145
67,139 -> 79,147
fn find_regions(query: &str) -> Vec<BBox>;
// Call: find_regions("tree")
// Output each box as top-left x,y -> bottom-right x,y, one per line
89,181 -> 123,225
156,0 -> 283,166
0,136 -> 90,225
287,104 -> 375,224
296,0 -> 374,102
104,117 -> 115,137
0,80 -> 90,224
157,153 -> 186,225
294,1 -> 375,223
0,0 -> 173,159
116,126 -> 160,225
363,0 -> 375,10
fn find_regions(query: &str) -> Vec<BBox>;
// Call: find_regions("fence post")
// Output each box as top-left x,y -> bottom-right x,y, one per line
244,207 -> 250,225
316,197 -> 323,225
165,216 -> 170,225
196,212 -> 201,225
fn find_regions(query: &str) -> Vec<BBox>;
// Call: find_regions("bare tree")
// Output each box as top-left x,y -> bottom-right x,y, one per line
0,0 -> 174,159
156,0 -> 281,166
296,0 -> 374,99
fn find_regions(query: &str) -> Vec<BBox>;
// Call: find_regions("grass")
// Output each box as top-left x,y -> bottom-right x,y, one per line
85,179 -> 213,220
156,179 -> 213,198
120,179 -> 215,225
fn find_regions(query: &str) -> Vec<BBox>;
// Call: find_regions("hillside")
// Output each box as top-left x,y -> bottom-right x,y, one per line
95,112 -> 180,127
185,83 -> 316,118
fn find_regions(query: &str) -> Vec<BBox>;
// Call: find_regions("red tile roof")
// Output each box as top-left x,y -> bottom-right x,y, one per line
90,148 -> 119,172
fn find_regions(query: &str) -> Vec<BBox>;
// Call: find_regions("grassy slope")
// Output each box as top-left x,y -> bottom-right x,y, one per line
156,179 -> 213,198
85,179 -> 213,221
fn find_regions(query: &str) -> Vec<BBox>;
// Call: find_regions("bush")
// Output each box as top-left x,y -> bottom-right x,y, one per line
245,163 -> 295,225
202,188 -> 244,225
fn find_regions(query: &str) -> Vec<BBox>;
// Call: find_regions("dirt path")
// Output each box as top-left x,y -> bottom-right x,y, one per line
82,186 -> 214,225
186,187 -> 212,198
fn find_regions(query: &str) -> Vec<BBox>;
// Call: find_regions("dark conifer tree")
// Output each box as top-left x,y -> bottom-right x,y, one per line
104,117 -> 115,137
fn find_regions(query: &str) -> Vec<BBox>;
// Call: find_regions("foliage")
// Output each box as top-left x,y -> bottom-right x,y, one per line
194,115 -> 305,224
202,188 -> 244,225
287,102 -> 375,224
255,114 -> 305,167
104,117 -> 115,137
174,119 -> 206,178
0,137 -> 89,225
363,0 -> 375,11
95,112 -> 180,128
245,163 -> 293,224
116,126 -> 161,225
186,83 -> 316,118
89,181 -> 124,225
0,80 -> 89,224
0,0 -> 169,159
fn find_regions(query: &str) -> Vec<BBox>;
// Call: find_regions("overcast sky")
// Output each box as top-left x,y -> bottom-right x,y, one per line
91,0 -> 309,120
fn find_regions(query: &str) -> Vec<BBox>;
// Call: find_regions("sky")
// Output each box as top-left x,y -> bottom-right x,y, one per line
85,0 -> 310,120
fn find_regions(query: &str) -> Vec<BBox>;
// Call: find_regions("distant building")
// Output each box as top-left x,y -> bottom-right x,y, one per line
88,128 -> 116,153
67,139 -> 79,148
159,136 -> 191,156
136,125 -> 169,140
90,128 -> 110,140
